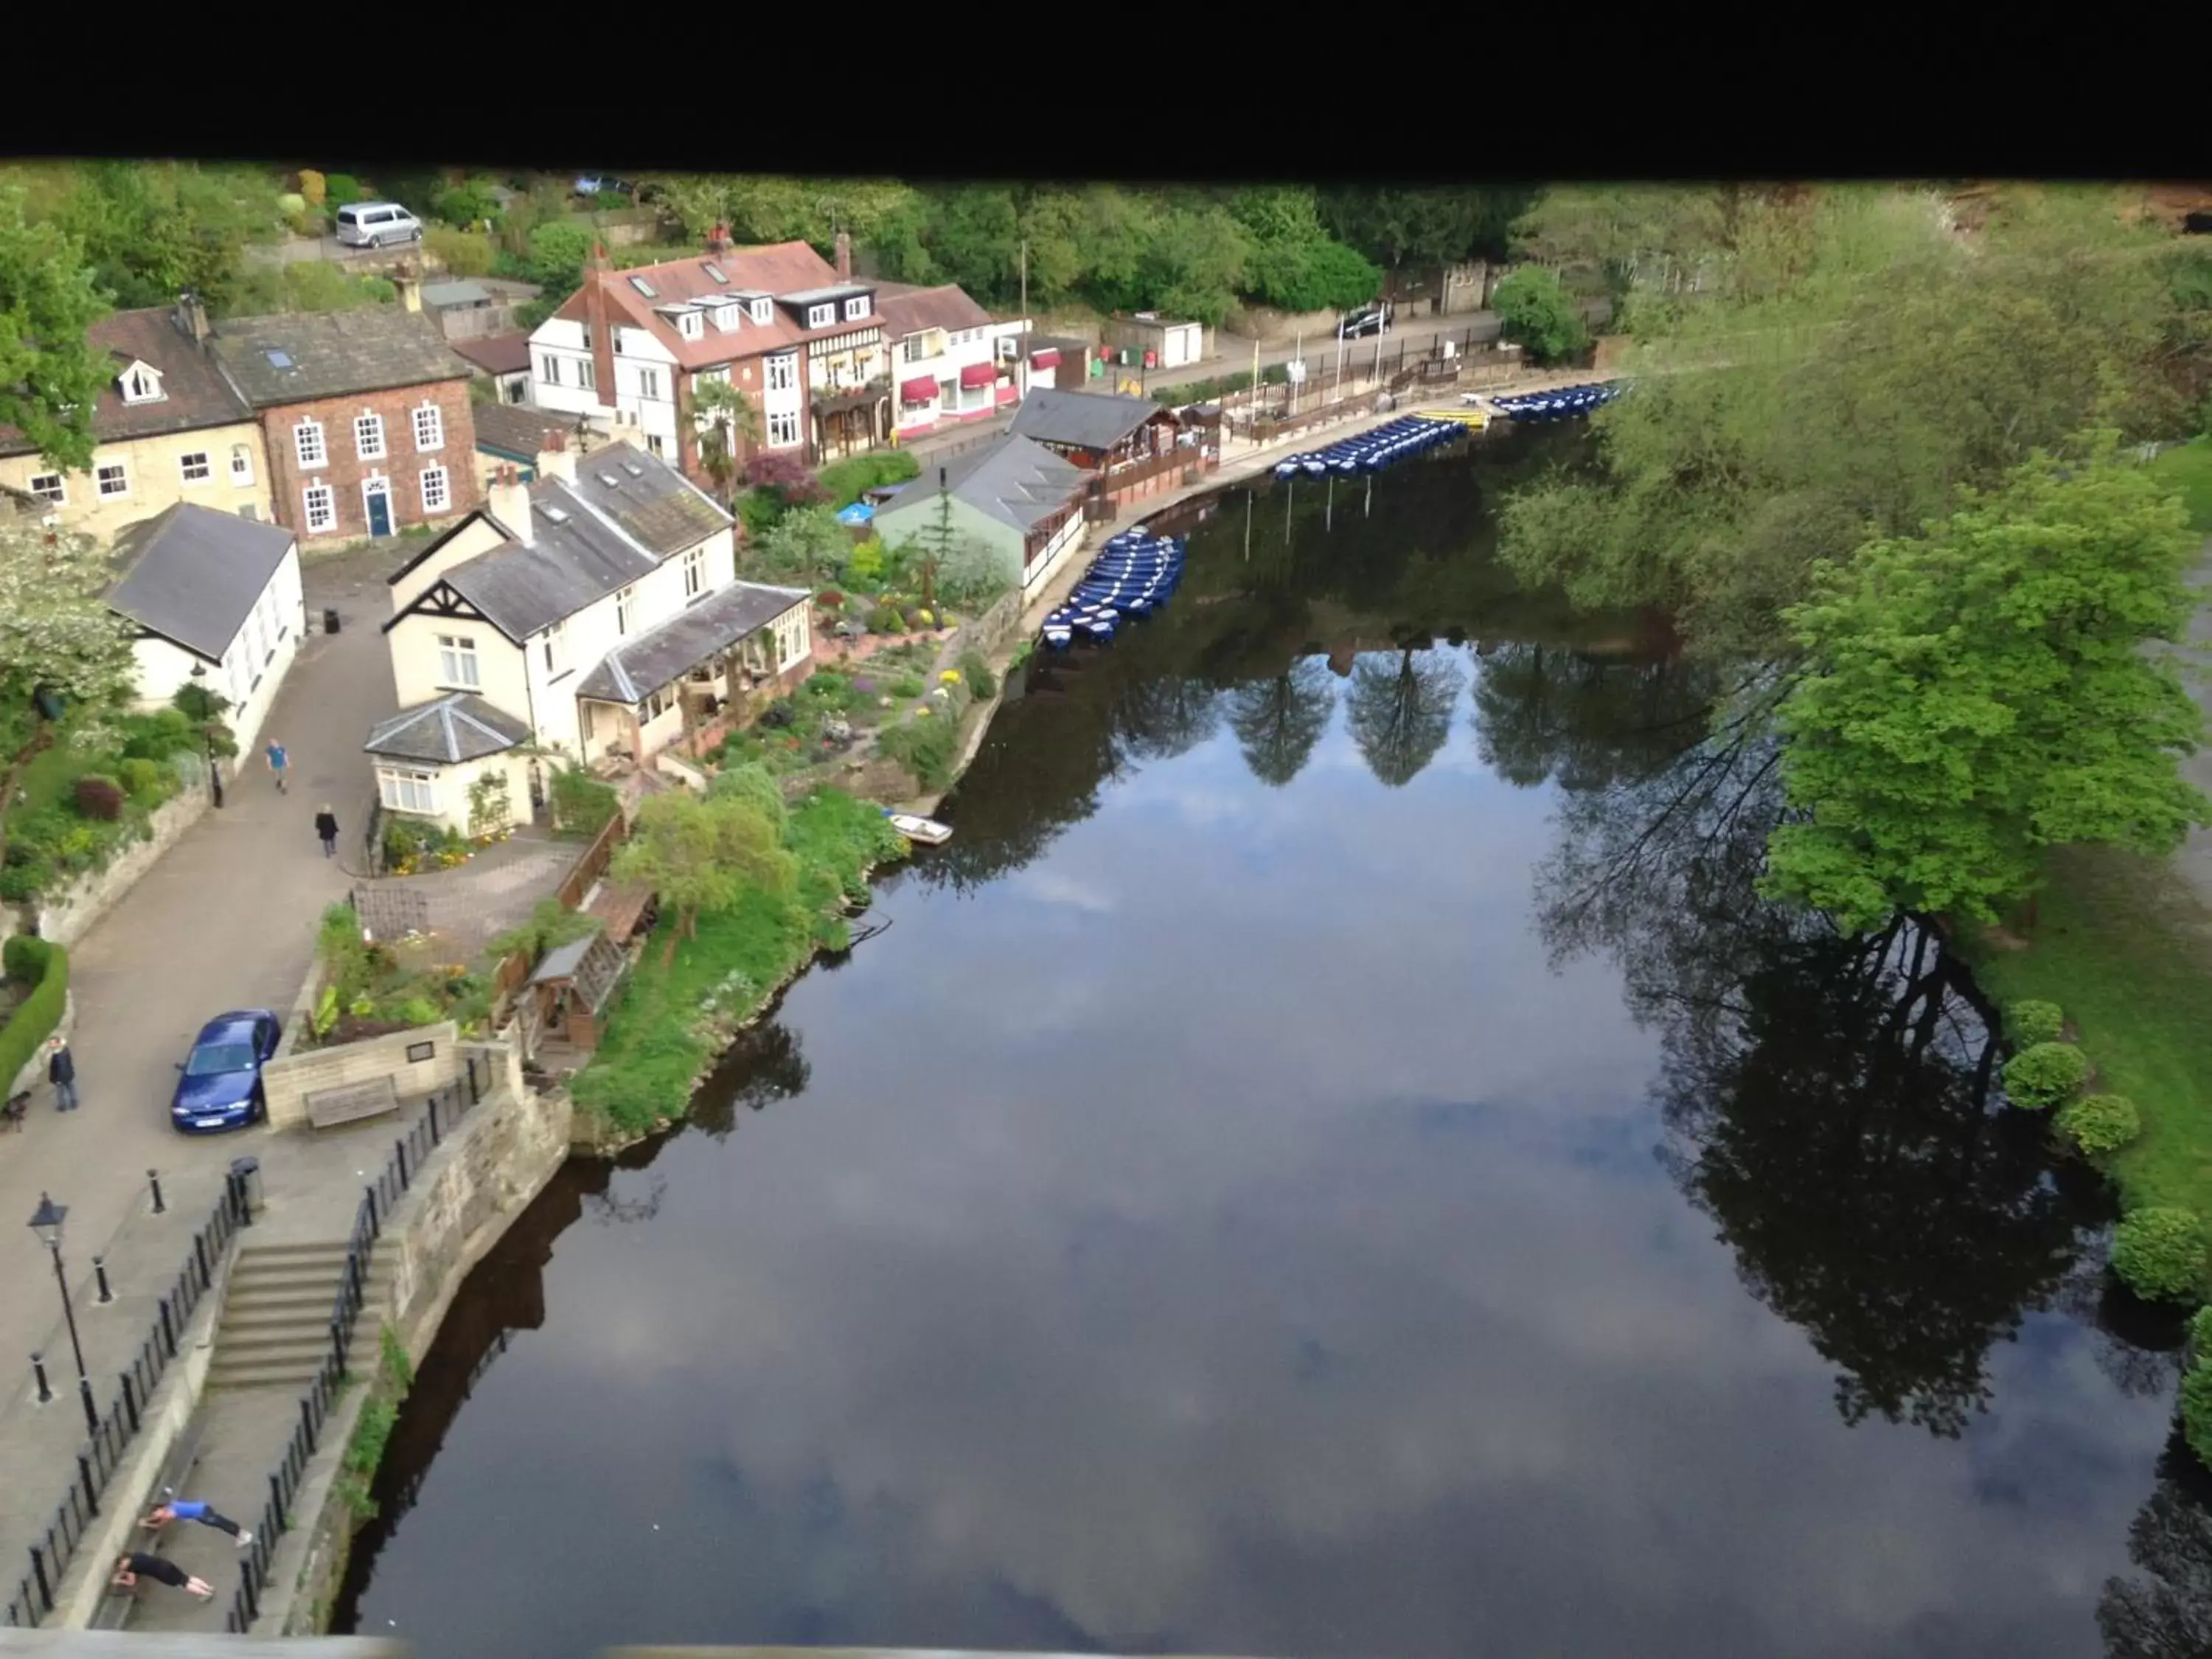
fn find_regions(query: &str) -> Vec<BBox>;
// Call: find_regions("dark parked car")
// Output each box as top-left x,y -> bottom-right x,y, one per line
171,1009 -> 281,1135
1337,302 -> 1394,340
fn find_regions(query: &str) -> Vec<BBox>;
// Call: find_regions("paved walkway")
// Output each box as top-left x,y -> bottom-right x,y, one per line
0,546 -> 405,1607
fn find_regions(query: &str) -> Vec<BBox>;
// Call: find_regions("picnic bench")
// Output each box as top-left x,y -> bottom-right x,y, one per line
88,1412 -> 208,1628
304,1076 -> 400,1130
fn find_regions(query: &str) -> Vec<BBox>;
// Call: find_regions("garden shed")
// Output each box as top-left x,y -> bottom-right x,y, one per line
515,925 -> 627,1060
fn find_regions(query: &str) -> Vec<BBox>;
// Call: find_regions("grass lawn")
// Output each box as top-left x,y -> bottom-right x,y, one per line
1965,843 -> 2212,1260
2152,435 -> 2212,532
570,788 -> 906,1133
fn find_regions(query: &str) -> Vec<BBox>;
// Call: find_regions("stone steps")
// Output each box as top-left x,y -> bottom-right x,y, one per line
209,1239 -> 391,1389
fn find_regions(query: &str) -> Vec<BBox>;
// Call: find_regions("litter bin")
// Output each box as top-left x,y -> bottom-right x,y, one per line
323,607 -> 341,635
229,1156 -> 263,1221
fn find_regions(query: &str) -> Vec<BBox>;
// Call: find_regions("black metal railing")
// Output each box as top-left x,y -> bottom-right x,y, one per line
6,1171 -> 253,1627
223,1053 -> 487,1635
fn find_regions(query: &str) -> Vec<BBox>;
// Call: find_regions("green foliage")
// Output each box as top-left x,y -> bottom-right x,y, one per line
2110,1206 -> 2209,1301
2001,1042 -> 2093,1110
1233,187 -> 1380,313
692,377 -> 761,504
323,174 -> 367,209
751,505 -> 851,585
611,790 -> 798,947
4,160 -> 282,320
706,761 -> 787,836
818,449 -> 920,509
116,757 -> 163,802
465,770 -> 513,838
551,768 -> 620,838
432,176 -> 504,229
380,815 -> 470,873
2006,1000 -> 2065,1048
1318,185 -> 1533,270
574,788 -> 902,1131
845,540 -> 885,584
877,712 -> 960,790
1491,265 -> 1592,364
959,650 -> 996,700
2056,1093 -> 2142,1158
487,897 -> 600,967
1498,184 -> 2205,661
888,673 -> 925,699
0,186 -> 112,471
2,934 -> 49,984
2150,435 -> 2212,532
2182,1352 -> 2212,1470
1763,439 -> 2210,932
225,260 -> 394,318
424,224 -> 495,276
0,939 -> 66,1093
869,605 -> 905,634
525,220 -> 595,294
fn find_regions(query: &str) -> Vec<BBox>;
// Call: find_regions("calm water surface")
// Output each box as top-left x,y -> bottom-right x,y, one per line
337,430 -> 2212,1659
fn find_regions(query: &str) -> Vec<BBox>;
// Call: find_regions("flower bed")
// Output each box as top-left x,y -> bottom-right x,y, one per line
1,708 -> 214,902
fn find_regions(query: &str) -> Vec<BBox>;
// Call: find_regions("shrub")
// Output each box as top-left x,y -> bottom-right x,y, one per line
297,169 -> 327,206
73,776 -> 125,822
818,450 -> 920,508
324,173 -> 368,208
959,651 -> 996,699
869,605 -> 904,633
816,589 -> 846,610
2006,999 -> 2065,1048
2056,1093 -> 2142,1158
845,540 -> 885,584
2112,1207 -> 2209,1301
877,715 -> 959,790
4,936 -> 51,984
118,757 -> 164,801
425,224 -> 494,276
889,673 -> 925,699
551,768 -> 620,838
2002,1041 -> 2091,1111
0,940 -> 68,1095
737,488 -> 784,540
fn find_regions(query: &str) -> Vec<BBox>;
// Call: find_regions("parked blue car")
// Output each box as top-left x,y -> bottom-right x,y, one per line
170,1010 -> 281,1135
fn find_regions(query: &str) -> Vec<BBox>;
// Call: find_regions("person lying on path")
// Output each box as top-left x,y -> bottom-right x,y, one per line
111,1553 -> 214,1599
142,1498 -> 252,1548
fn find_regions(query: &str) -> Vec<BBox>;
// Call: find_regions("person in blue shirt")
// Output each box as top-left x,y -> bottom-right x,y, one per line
265,739 -> 289,793
141,1498 -> 251,1548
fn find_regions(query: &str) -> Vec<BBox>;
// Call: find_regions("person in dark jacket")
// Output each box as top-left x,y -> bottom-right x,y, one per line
313,804 -> 340,858
111,1552 -> 213,1599
46,1039 -> 76,1113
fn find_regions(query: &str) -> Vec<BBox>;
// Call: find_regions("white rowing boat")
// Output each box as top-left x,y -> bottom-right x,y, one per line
886,813 -> 952,846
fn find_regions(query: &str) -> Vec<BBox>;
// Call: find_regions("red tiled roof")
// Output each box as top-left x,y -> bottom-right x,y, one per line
554,241 -> 872,370
874,283 -> 995,340
451,333 -> 532,376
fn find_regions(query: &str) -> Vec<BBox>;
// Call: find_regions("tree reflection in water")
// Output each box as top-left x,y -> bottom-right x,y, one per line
1226,661 -> 1338,788
2101,1439 -> 2212,1659
689,1018 -> 813,1141
1513,684 -> 2115,1439
1345,647 -> 1465,789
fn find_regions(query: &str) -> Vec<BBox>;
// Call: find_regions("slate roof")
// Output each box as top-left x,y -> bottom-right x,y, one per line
528,928 -> 605,987
549,241 -> 889,372
451,333 -> 532,377
107,503 -> 296,661
1008,389 -> 1168,452
421,279 -> 494,309
0,306 -> 254,459
430,442 -> 733,641
880,434 -> 1086,533
210,309 -> 472,406
363,692 -> 531,764
873,282 -> 996,341
474,402 -> 574,459
575,580 -> 810,704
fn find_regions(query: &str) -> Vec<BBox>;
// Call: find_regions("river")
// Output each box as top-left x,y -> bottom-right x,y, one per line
333,426 -> 2211,1659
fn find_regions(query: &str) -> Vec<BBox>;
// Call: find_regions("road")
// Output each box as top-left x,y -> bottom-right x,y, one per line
244,233 -> 423,271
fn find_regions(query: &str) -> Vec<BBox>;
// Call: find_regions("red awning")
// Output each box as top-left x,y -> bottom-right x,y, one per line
899,377 -> 937,403
995,384 -> 1019,406
959,362 -> 998,389
1030,347 -> 1061,370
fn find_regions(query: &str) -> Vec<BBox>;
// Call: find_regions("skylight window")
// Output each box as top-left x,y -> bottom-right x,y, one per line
622,462 -> 644,477
703,262 -> 727,283
265,349 -> 293,369
598,473 -> 619,487
628,276 -> 658,298
538,504 -> 571,524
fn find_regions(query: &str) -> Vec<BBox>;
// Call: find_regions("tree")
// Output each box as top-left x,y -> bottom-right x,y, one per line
1318,186 -> 1535,271
611,790 -> 796,964
1234,187 -> 1380,313
524,220 -> 595,294
8,161 -> 282,318
1762,438 -> 2210,933
1138,201 -> 1250,328
755,505 -> 852,587
0,187 -> 111,472
1490,265 -> 1590,365
1226,662 -> 1336,787
1345,647 -> 1464,788
0,508 -> 137,869
692,377 -> 761,506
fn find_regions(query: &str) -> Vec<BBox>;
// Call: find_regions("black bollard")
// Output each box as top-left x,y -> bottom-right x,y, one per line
31,1350 -> 50,1404
93,1256 -> 113,1305
147,1169 -> 166,1214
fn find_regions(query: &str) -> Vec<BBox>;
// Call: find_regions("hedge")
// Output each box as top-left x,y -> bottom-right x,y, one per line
0,939 -> 68,1094
2006,998 -> 2065,1048
2002,1041 -> 2091,1110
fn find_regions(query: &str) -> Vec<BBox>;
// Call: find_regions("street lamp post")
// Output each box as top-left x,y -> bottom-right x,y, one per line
187,664 -> 224,809
28,1194 -> 100,1437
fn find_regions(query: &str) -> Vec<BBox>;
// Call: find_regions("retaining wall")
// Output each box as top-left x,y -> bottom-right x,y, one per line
260,1023 -> 462,1130
32,790 -> 212,950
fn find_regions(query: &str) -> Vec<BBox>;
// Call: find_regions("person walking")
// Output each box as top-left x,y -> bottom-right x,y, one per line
111,1554 -> 214,1600
142,1498 -> 252,1549
313,804 -> 340,859
46,1038 -> 77,1113
265,738 -> 289,794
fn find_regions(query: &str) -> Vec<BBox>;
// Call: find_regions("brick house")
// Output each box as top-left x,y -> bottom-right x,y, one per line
209,302 -> 480,545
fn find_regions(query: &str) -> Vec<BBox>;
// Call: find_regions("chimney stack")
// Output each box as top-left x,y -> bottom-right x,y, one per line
488,464 -> 533,546
536,428 -> 577,486
835,230 -> 852,282
708,222 -> 732,255
393,262 -> 422,314
584,247 -> 616,418
175,291 -> 211,346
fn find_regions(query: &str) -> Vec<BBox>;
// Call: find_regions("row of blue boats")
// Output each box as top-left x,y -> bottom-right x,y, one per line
1491,382 -> 1624,421
1270,414 -> 1471,481
1041,532 -> 1187,648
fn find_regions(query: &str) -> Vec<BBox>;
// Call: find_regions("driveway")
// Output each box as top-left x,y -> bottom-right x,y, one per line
0,545 -> 405,1590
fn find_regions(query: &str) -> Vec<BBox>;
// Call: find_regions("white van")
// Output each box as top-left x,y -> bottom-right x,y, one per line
335,202 -> 423,248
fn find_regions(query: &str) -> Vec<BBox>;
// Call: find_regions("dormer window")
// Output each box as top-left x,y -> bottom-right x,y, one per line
806,303 -> 835,329
714,304 -> 740,331
118,362 -> 165,405
844,296 -> 870,321
749,299 -> 772,326
676,310 -> 703,340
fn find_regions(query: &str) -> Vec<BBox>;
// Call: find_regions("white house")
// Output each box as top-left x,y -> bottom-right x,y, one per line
106,502 -> 305,755
876,284 -> 1034,439
371,437 -> 813,827
872,437 -> 1091,598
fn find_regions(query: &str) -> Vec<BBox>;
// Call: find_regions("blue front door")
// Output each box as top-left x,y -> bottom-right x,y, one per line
366,487 -> 392,538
